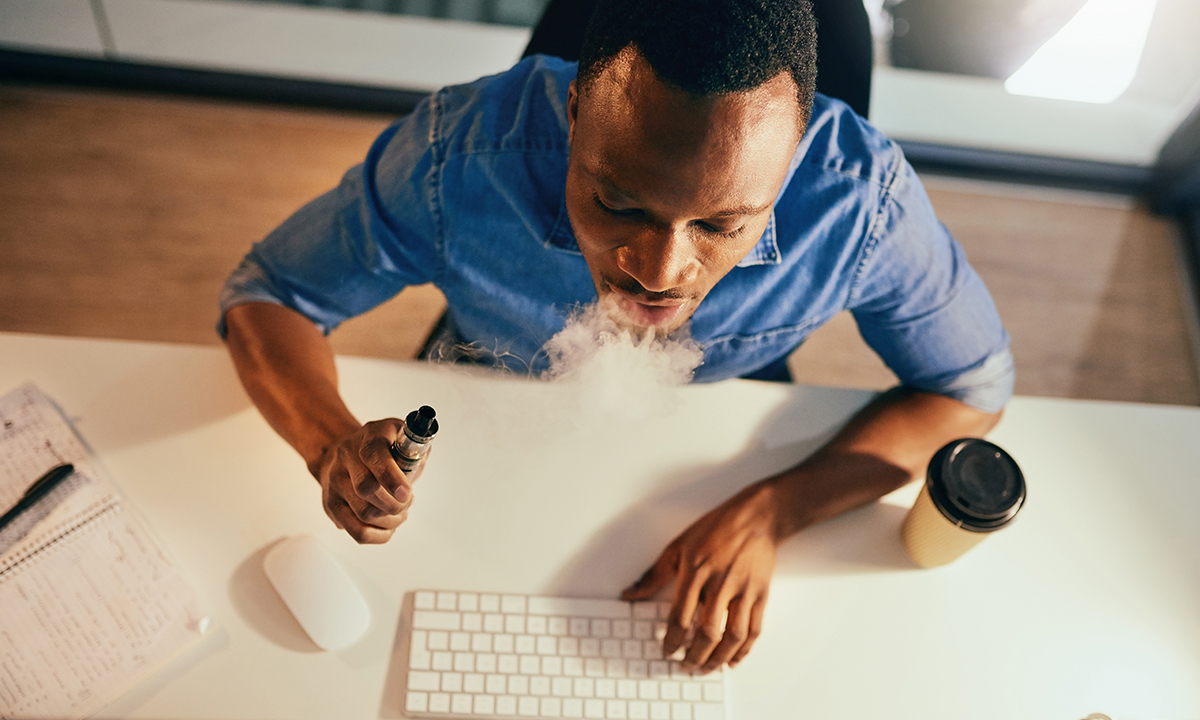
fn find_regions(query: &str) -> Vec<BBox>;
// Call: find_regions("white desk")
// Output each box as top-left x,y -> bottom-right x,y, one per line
1,331 -> 1198,720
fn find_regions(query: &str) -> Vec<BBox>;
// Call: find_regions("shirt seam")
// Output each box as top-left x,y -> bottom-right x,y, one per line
429,89 -> 448,286
847,141 -> 905,305
700,317 -> 823,350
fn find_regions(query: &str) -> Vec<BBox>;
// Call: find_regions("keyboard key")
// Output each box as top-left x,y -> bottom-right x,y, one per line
703,684 -> 723,702
454,652 -> 475,672
538,636 -> 559,655
693,704 -> 722,720
508,615 -> 528,634
584,699 -> 606,719
452,693 -> 472,714
549,617 -> 569,636
528,597 -> 630,619
541,697 -> 563,717
428,632 -> 449,651
521,655 -> 541,675
585,658 -> 606,677
542,656 -> 563,676
643,642 -> 663,661
410,631 -> 432,670
617,680 -> 638,700
442,672 -> 462,693
415,591 -> 437,610
573,677 -> 595,697
629,700 -> 649,720
475,694 -> 496,716
530,676 -> 551,696
463,613 -> 483,632
480,594 -> 501,613
634,622 -> 653,640
437,592 -> 457,611
516,635 -> 537,654
649,701 -> 670,720
682,683 -> 701,702
612,620 -> 632,638
595,678 -> 616,698
519,697 -> 540,716
638,680 -> 659,700
432,652 -> 453,671
622,641 -> 642,659
527,615 -> 548,635
502,595 -> 528,614
499,655 -> 520,673
627,661 -> 648,679
563,657 -> 584,676
487,674 -> 508,694
473,633 -> 493,653
559,637 -> 580,656
486,614 -> 506,633
451,632 -> 471,651
429,692 -> 451,713
409,671 -> 441,691
465,673 -> 485,693
563,698 -> 584,718
552,676 -> 573,697
477,654 -> 498,673
671,703 -> 691,720
591,620 -> 611,638
496,695 -> 518,716
606,699 -> 628,719
601,640 -> 622,659
459,593 -> 479,612
495,635 -> 516,653
509,675 -> 530,695
581,639 -> 601,657
660,682 -> 679,701
670,664 -> 693,681
570,618 -> 591,637
605,659 -> 626,677
414,611 -> 461,631
649,662 -> 669,679
407,691 -> 429,713
633,603 -> 657,620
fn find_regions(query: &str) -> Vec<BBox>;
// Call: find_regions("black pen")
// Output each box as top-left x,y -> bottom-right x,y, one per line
0,463 -> 76,534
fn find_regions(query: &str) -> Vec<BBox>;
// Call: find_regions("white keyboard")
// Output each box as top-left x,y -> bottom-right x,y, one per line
402,590 -> 727,720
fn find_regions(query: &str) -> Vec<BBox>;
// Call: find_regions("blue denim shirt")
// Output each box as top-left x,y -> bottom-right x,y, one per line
221,56 -> 1014,412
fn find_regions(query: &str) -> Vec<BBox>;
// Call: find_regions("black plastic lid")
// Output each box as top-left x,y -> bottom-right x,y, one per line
926,438 -> 1025,532
405,405 -> 439,439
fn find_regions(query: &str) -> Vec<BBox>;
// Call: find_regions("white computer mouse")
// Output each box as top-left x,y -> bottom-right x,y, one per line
263,534 -> 371,651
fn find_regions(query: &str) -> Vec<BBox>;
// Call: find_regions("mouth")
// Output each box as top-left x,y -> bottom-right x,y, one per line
609,289 -> 690,328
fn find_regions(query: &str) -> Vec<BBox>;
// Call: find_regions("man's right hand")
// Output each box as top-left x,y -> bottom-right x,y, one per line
311,418 -> 428,544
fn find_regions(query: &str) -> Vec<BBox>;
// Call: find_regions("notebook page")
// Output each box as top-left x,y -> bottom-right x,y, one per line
0,384 -> 210,718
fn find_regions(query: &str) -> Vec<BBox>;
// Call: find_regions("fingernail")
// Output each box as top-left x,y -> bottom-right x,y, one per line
393,485 -> 410,503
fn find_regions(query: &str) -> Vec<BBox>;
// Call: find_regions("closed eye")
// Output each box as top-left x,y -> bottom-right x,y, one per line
592,193 -> 642,218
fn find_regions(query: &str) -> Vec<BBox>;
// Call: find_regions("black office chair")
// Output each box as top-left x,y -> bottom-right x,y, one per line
522,0 -> 874,118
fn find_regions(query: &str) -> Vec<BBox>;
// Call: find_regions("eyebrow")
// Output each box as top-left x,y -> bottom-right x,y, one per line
588,166 -> 773,219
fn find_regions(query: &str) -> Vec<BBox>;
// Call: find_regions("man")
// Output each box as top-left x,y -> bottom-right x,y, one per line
221,0 -> 1013,673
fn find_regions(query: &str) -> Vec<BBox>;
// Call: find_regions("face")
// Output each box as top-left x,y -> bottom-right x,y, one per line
566,47 -> 803,333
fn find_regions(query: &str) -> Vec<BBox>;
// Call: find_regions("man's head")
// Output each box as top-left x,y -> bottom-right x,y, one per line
565,0 -> 817,333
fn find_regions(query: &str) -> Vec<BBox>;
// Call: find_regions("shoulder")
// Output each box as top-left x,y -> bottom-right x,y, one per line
794,93 -> 902,191
432,55 -> 576,156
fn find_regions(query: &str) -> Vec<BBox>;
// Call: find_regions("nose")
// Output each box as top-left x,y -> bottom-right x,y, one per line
615,224 -> 700,294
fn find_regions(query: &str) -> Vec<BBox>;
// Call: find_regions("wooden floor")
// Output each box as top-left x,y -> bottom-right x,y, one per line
2,83 -> 1198,406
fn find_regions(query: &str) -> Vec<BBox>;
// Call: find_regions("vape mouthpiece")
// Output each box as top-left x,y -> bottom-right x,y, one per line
406,405 -> 438,440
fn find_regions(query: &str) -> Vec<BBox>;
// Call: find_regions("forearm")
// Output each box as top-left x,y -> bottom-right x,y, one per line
223,302 -> 361,474
764,387 -> 1002,539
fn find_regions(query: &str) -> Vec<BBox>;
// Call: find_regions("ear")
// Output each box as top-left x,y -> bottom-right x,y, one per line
567,80 -> 579,144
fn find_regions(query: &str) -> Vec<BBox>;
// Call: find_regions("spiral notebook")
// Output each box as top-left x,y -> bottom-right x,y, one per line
0,384 -> 210,718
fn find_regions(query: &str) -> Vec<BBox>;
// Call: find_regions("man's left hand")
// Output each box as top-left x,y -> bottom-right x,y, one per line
621,482 -> 781,673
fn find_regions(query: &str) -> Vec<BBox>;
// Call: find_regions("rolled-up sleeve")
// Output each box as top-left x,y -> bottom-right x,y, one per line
218,95 -> 446,337
848,151 -> 1014,413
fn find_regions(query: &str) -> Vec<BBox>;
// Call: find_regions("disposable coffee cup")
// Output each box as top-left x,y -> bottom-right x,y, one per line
901,438 -> 1026,568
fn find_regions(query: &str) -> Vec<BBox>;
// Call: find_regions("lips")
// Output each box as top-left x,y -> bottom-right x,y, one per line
615,294 -> 688,328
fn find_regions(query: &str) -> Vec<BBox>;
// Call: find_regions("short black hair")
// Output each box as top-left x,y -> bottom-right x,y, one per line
577,0 -> 818,127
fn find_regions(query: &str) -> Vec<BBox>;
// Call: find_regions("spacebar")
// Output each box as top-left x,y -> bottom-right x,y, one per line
527,596 -> 631,618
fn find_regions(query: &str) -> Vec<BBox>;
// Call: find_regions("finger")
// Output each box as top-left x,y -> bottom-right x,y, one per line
700,593 -> 751,673
326,495 -> 398,544
621,545 -> 679,601
359,419 -> 411,505
663,561 -> 708,658
345,492 -> 410,530
728,595 -> 767,668
681,573 -> 730,671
